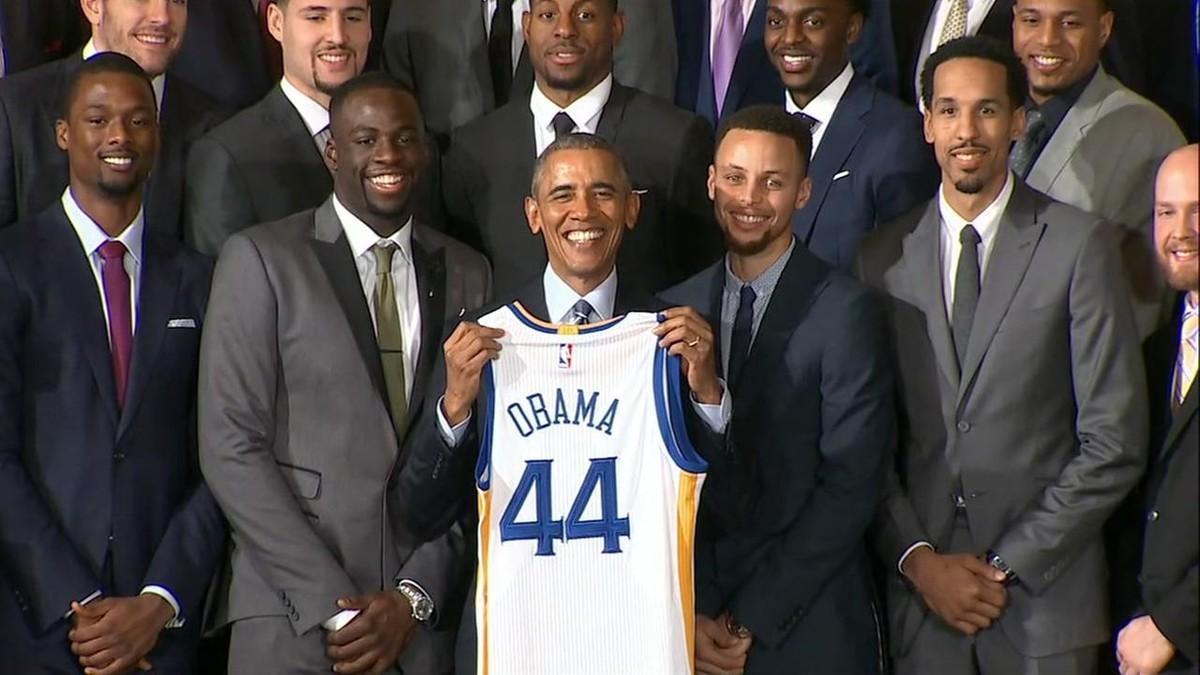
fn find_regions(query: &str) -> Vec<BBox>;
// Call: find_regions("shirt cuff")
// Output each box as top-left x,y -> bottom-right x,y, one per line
898,541 -> 935,576
322,609 -> 361,632
65,589 -> 103,619
436,395 -> 471,446
140,585 -> 184,629
690,379 -> 730,433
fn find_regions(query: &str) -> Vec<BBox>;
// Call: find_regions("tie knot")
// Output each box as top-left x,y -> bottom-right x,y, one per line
552,112 -> 576,139
98,240 -> 127,261
569,299 -> 595,325
960,224 -> 981,246
372,242 -> 396,273
739,284 -> 757,306
793,111 -> 818,131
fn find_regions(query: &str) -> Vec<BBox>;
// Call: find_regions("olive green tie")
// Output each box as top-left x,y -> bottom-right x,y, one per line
373,244 -> 408,437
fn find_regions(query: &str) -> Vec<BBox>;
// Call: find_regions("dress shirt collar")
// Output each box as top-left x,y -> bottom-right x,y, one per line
61,187 -> 144,265
542,264 -> 618,323
724,236 -> 796,296
785,62 -> 854,130
280,75 -> 331,138
938,170 -> 1014,245
530,73 -> 613,138
83,39 -> 165,111
332,195 -> 414,264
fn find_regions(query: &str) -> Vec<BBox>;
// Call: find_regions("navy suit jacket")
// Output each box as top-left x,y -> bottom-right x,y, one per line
791,73 -> 938,270
661,245 -> 894,673
0,203 -> 226,670
0,0 -> 86,75
674,0 -> 784,125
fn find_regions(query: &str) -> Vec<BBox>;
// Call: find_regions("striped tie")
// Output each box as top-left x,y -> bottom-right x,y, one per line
569,299 -> 595,325
939,0 -> 969,46
1177,306 -> 1198,405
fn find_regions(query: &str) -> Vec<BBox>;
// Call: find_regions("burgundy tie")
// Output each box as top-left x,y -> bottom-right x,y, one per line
99,241 -> 133,409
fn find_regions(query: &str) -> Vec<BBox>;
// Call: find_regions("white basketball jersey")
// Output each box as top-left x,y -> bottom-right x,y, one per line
474,302 -> 707,675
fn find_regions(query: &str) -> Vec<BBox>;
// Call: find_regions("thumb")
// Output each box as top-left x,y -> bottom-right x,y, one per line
336,594 -> 372,610
965,555 -> 1007,582
72,601 -> 102,619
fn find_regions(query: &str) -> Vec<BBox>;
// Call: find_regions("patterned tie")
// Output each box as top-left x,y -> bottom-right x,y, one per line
569,299 -> 595,325
939,0 -> 969,46
712,0 -> 746,118
98,241 -> 133,409
373,244 -> 408,437
315,125 -> 332,156
1177,305 -> 1198,406
952,225 -> 981,368
727,284 -> 756,390
552,112 -> 576,140
1010,106 -> 1046,178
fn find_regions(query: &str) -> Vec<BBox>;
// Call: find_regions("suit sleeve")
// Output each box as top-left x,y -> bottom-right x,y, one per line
0,253 -> 102,631
198,234 -> 360,635
1149,563 -> 1199,665
667,116 -> 722,282
440,135 -> 485,252
381,4 -> 416,90
726,289 -> 893,648
182,136 -> 258,258
0,93 -> 19,228
992,222 -> 1149,595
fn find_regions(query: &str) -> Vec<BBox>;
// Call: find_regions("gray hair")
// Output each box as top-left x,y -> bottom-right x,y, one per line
529,133 -> 631,197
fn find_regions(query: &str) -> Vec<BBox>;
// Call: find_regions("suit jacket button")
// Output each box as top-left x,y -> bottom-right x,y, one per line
113,451 -> 125,461
956,421 -> 970,432
1147,510 -> 1159,522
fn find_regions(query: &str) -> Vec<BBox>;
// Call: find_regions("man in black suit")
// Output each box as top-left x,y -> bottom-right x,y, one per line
183,0 -> 372,257
765,0 -> 938,270
0,0 -> 227,239
0,0 -> 86,76
1115,144 -> 1199,675
663,105 -> 893,674
443,0 -> 721,296
0,52 -> 225,675
169,0 -> 273,110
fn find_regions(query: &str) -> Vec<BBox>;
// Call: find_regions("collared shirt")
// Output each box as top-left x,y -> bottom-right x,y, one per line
332,196 -> 422,399
1177,293 -> 1199,402
61,188 -> 144,344
709,0 -> 758,63
785,63 -> 855,157
938,171 -> 1015,317
1017,67 -> 1097,175
529,74 -> 613,155
280,75 -> 331,154
720,237 -> 796,377
483,0 -> 530,75
83,39 -> 165,110
914,0 -> 999,106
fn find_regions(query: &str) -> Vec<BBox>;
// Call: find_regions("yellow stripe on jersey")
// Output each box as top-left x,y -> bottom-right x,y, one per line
676,472 -> 702,671
478,490 -> 493,675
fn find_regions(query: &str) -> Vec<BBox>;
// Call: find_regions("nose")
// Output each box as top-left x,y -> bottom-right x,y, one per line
782,16 -> 806,47
954,111 -> 981,142
1035,18 -> 1061,47
553,9 -> 579,39
145,0 -> 170,25
737,180 -> 765,206
374,137 -> 399,164
329,12 -> 350,45
107,117 -> 131,145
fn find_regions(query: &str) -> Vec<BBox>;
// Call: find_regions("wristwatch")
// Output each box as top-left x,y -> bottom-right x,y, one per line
396,580 -> 435,623
985,550 -> 1018,586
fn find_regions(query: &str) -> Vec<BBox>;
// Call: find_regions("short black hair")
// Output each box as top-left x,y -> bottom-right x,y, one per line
920,36 -> 1027,110
716,105 -> 813,175
62,52 -> 155,119
328,71 -> 421,133
530,132 -> 630,195
848,0 -> 870,18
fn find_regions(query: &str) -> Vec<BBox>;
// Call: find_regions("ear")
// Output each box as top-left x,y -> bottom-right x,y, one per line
611,9 -> 627,47
624,189 -> 640,231
323,138 -> 338,173
55,119 -> 69,152
794,176 -> 812,211
521,8 -> 532,43
1097,10 -> 1113,48
1010,105 -> 1027,143
706,164 -> 717,201
525,195 -> 542,235
922,108 -> 934,144
267,2 -> 285,44
846,12 -> 864,46
80,0 -> 102,29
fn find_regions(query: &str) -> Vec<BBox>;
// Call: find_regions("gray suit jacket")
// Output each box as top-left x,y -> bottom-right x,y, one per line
382,0 -> 676,145
1022,67 -> 1186,336
199,198 -> 491,672
856,182 -> 1149,658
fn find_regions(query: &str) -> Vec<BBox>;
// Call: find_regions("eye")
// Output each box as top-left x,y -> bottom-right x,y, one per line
766,178 -> 783,190
86,116 -> 105,126
804,17 -> 823,28
576,10 -> 594,21
725,173 -> 744,184
938,105 -> 956,116
355,136 -> 375,146
593,188 -> 615,200
537,10 -> 555,21
766,16 -> 783,28
1156,208 -> 1176,218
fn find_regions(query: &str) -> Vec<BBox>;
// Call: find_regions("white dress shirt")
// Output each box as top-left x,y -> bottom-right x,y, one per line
280,75 -> 331,153
529,74 -> 613,155
483,0 -> 530,74
784,63 -> 855,157
914,0 -> 999,106
61,188 -> 186,628
83,40 -> 165,110
709,0 -> 758,62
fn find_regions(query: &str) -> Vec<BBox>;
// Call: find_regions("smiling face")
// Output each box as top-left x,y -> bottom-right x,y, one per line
524,0 -> 623,103
83,0 -> 187,77
709,128 -> 810,259
326,86 -> 427,235
1154,146 -> 1200,298
1013,0 -> 1111,104
764,0 -> 861,107
525,147 -> 639,293
270,0 -> 371,105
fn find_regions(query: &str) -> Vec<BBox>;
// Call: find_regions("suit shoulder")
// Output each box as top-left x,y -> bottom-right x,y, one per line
413,223 -> 489,271
620,87 -> 711,139
218,208 -> 315,259
659,261 -> 722,309
863,199 -> 927,248
167,76 -> 233,124
195,96 -> 275,157
0,57 -> 70,101
449,101 -> 524,150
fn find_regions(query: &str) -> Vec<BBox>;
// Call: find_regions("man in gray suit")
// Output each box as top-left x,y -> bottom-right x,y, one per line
1010,0 -> 1186,336
857,36 -> 1148,674
382,0 -> 676,149
199,73 -> 491,674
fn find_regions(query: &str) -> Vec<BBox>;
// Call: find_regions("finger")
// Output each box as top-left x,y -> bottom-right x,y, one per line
949,617 -> 980,636
962,555 -> 1008,583
137,659 -> 153,671
959,610 -> 995,630
659,306 -> 704,322
70,619 -> 113,645
326,619 -> 373,648
86,655 -> 139,675
332,648 -> 379,675
974,582 -> 1008,610
337,594 -> 374,612
695,662 -> 725,675
77,646 -> 119,671
72,630 -> 117,657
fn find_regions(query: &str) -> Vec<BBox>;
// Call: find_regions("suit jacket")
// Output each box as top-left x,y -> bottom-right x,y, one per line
856,181 -> 1148,658
443,81 -> 721,297
1136,299 -> 1199,669
661,245 -> 893,673
790,73 -> 938,270
0,0 -> 86,75
198,198 -> 491,673
169,0 -> 273,110
0,54 -> 228,238
0,203 -> 226,671
674,0 -> 784,125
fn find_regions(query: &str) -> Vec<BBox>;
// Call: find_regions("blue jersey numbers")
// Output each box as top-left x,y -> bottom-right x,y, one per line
499,457 -> 630,555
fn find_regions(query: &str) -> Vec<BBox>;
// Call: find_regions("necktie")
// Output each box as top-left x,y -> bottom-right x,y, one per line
712,0 -> 745,118
489,0 -> 514,107
315,125 -> 332,156
373,244 -> 409,437
568,299 -> 595,325
727,284 -> 756,390
793,111 -> 818,132
1010,106 -> 1045,178
1176,307 -> 1198,406
258,0 -> 284,81
939,0 -> 969,46
552,112 -> 576,140
99,241 -> 133,409
952,225 -> 982,368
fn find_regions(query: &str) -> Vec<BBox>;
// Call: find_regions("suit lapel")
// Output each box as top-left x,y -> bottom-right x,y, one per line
117,234 -> 178,440
464,3 -> 495,106
902,200 -> 960,391
794,76 -> 870,245
957,184 -> 1046,404
144,77 -> 185,236
1159,384 -> 1198,466
265,86 -> 330,181
1027,69 -> 1110,191
408,231 -> 445,428
596,84 -> 630,143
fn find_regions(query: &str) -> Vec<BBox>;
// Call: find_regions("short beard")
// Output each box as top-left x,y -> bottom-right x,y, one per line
312,54 -> 355,95
953,175 -> 985,194
722,228 -> 773,257
98,176 -> 140,197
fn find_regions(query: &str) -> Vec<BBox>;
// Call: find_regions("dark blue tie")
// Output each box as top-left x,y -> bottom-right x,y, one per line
569,299 -> 595,325
727,284 -> 756,389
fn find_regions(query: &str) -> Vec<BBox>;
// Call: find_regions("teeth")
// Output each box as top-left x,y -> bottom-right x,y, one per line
135,34 -> 168,45
102,157 -> 132,166
1033,56 -> 1063,66
319,53 -> 349,63
566,230 -> 603,242
368,174 -> 403,187
733,214 -> 767,224
782,55 -> 812,64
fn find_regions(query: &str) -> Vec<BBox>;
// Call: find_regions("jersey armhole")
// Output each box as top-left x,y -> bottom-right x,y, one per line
653,347 -> 708,474
474,360 -> 496,490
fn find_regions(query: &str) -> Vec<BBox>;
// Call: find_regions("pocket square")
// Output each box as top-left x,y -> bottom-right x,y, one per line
833,170 -> 851,181
633,188 -> 649,195
167,318 -> 197,328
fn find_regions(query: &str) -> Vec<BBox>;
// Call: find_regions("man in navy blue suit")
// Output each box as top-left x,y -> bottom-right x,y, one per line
675,0 -> 785,125
765,0 -> 938,270
0,53 -> 225,674
663,105 -> 894,674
